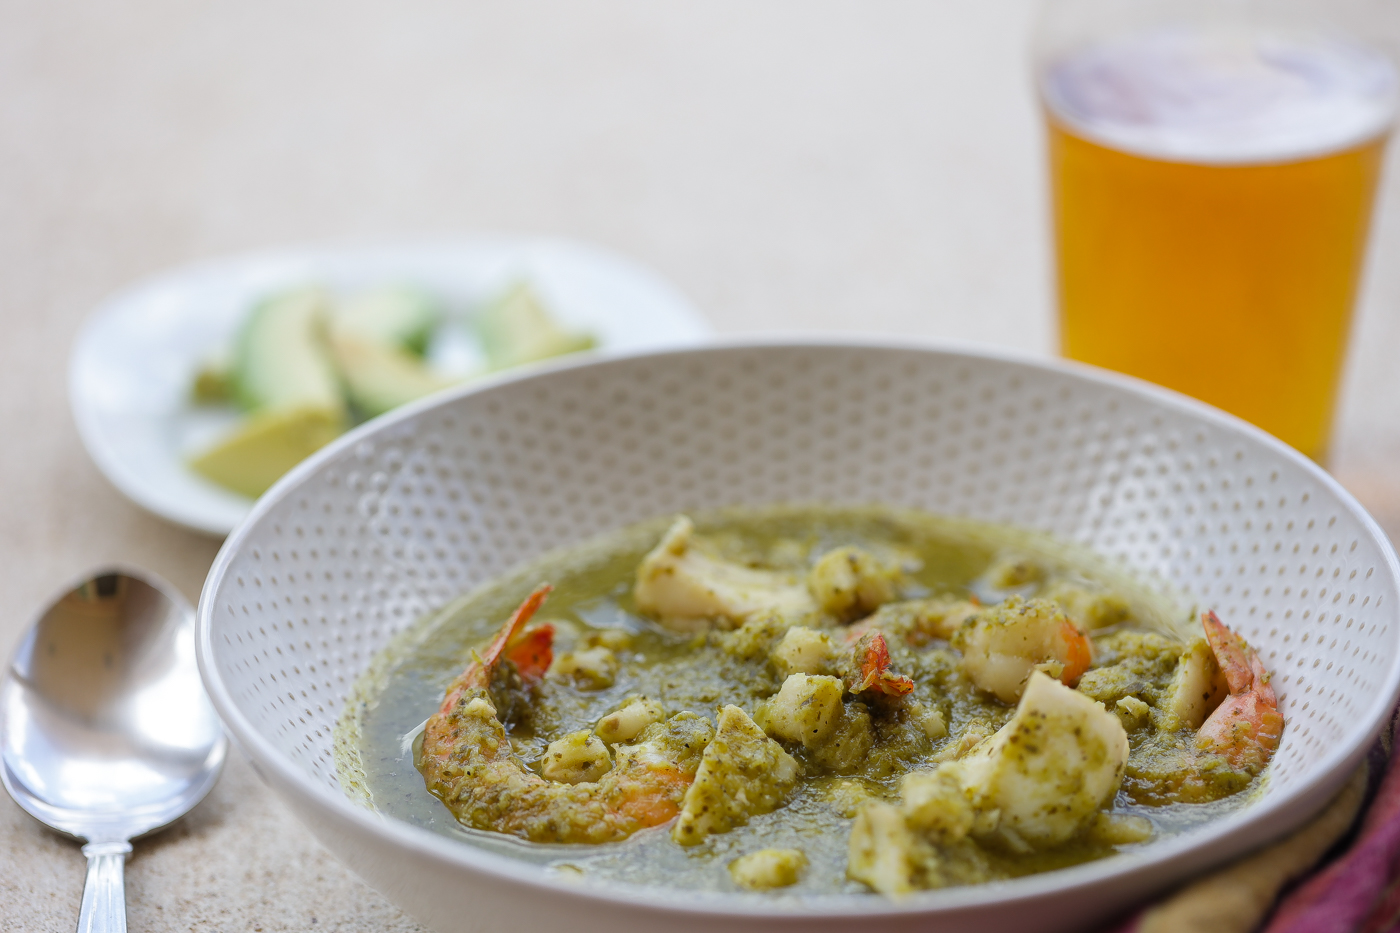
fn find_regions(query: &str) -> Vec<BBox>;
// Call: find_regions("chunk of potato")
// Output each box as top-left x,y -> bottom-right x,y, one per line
900,768 -> 975,842
728,848 -> 808,890
810,703 -> 875,773
908,701 -> 948,740
721,609 -> 791,660
673,705 -> 800,846
1115,695 -> 1151,730
808,546 -> 902,620
822,779 -> 877,818
585,628 -> 634,651
550,646 -> 619,690
540,731 -> 612,784
1087,812 -> 1154,846
595,698 -> 665,746
770,626 -> 835,678
756,674 -> 845,748
847,802 -> 918,896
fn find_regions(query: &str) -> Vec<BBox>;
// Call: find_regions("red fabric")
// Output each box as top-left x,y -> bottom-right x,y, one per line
1263,714 -> 1400,933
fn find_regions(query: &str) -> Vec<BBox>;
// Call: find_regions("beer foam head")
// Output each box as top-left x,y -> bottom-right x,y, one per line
1043,28 -> 1399,163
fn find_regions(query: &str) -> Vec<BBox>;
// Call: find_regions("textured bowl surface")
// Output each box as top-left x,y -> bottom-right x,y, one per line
197,341 -> 1400,933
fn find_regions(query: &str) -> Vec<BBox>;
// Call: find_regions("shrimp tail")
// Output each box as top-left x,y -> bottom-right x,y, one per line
478,584 -> 553,672
1202,610 -> 1274,704
503,621 -> 555,686
850,630 -> 914,696
1197,611 -> 1283,770
1056,618 -> 1093,686
439,584 -> 553,714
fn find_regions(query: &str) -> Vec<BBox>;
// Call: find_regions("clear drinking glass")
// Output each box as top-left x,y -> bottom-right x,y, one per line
1036,0 -> 1398,462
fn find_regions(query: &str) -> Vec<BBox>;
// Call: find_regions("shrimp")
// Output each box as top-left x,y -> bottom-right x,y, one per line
952,597 -> 1092,703
1195,610 -> 1283,771
420,585 -> 716,844
1122,612 -> 1283,805
848,672 -> 1129,894
634,517 -> 815,632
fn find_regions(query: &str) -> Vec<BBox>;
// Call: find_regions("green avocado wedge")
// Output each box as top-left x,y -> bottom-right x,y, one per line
232,288 -> 346,417
328,286 -> 455,418
190,288 -> 347,498
476,282 -> 595,370
329,331 -> 456,419
189,405 -> 343,498
333,286 -> 440,356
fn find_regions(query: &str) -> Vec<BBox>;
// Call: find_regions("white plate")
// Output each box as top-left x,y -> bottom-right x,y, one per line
69,237 -> 711,536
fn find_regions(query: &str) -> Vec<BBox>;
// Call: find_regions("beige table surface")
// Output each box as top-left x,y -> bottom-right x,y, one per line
4,2 -> 1400,930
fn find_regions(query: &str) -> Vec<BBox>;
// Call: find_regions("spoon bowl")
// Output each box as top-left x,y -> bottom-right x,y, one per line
1,568 -> 226,931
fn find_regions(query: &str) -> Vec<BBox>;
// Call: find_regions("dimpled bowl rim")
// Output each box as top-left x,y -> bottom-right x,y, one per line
196,337 -> 1400,929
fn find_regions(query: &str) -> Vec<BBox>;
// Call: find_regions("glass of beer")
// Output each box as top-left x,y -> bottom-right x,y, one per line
1038,0 -> 1398,462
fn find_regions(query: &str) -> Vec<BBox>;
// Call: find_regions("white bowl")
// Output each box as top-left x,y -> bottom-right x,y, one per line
70,236 -> 710,535
196,341 -> 1400,933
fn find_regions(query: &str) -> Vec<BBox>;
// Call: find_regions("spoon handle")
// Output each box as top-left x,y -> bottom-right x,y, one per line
77,842 -> 131,933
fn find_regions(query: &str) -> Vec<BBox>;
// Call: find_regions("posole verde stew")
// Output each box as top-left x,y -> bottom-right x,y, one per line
338,506 -> 1282,896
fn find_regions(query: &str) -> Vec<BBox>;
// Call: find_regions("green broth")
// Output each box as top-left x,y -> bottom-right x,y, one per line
336,505 -> 1252,895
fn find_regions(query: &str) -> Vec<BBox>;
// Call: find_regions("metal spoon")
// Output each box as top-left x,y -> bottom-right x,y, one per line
0,568 -> 227,933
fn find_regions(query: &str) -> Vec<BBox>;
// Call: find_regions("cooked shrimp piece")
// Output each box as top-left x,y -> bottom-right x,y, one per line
420,585 -> 716,844
911,673 -> 1126,847
1161,635 -> 1228,731
432,584 -> 555,723
1041,580 -> 1131,630
850,671 -> 1127,893
1195,611 -> 1283,771
953,597 -> 1092,702
1120,612 -> 1283,805
634,517 -> 815,632
849,673 -> 1128,893
960,671 -> 1128,847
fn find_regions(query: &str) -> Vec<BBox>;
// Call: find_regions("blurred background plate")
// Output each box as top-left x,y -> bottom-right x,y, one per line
68,237 -> 711,537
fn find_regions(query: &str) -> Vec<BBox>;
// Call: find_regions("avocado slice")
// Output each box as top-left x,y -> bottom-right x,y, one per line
189,288 -> 348,498
329,331 -> 456,418
232,288 -> 346,417
188,405 -> 343,498
333,286 -> 440,356
475,283 -> 595,370
327,286 -> 455,418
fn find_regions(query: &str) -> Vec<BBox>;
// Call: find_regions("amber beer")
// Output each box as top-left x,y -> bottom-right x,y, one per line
1044,30 -> 1396,461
